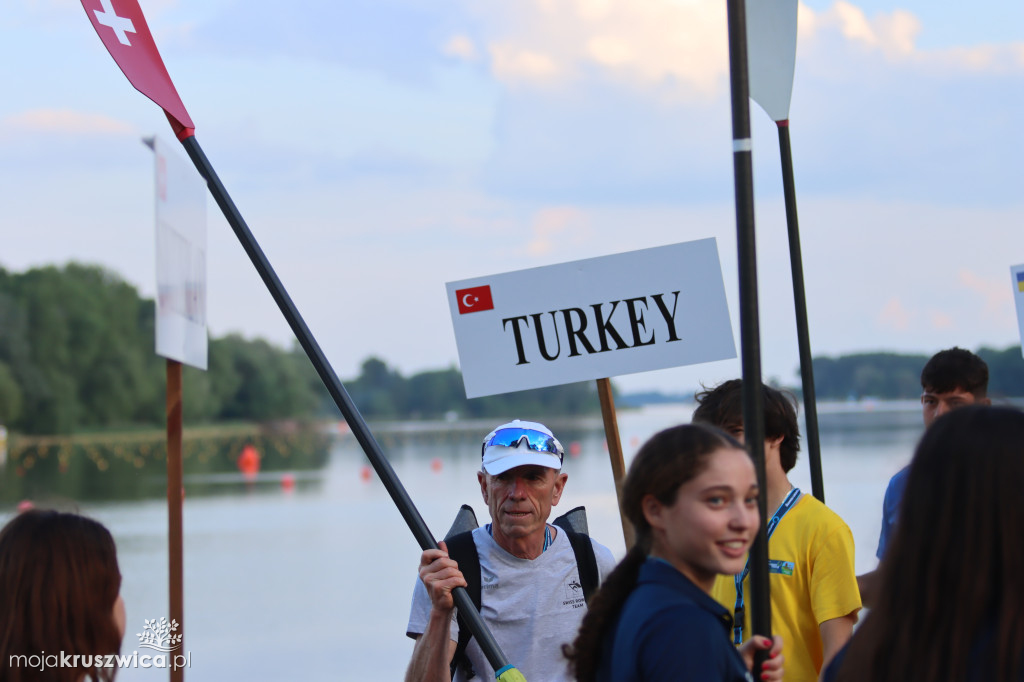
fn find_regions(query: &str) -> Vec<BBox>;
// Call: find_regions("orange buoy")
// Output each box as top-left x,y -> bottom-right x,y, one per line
281,473 -> 296,491
238,444 -> 260,479
359,465 -> 372,483
430,457 -> 443,473
568,441 -> 582,458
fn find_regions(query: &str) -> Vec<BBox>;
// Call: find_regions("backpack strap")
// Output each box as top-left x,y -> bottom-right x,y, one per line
442,505 -> 600,678
553,508 -> 599,604
444,529 -> 480,680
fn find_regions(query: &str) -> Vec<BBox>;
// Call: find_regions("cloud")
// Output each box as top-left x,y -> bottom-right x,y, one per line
800,1 -> 920,57
958,268 -> 1014,321
490,45 -> 562,81
929,311 -> 953,330
877,297 -> 911,331
1,109 -> 135,136
443,35 -> 478,60
471,0 -> 1022,97
799,1 -> 1024,73
474,0 -> 729,96
525,206 -> 590,256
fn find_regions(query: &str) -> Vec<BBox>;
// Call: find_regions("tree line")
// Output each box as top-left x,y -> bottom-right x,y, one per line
811,347 -> 1024,400
0,263 -> 602,435
4,263 -> 1023,435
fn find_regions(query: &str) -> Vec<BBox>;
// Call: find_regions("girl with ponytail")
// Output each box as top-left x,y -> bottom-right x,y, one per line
565,423 -> 783,682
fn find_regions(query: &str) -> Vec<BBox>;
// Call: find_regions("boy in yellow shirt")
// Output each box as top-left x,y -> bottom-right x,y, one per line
694,380 -> 861,681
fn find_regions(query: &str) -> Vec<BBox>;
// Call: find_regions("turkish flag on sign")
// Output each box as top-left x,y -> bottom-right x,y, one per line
456,285 -> 494,314
81,0 -> 194,130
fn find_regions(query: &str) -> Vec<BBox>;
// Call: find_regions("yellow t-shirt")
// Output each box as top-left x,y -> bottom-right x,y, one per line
711,494 -> 861,682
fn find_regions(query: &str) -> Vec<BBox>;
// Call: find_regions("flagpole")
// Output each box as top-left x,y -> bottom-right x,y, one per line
726,0 -> 773,675
776,121 -> 825,502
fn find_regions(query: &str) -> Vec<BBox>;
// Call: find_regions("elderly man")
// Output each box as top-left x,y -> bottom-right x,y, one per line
405,420 -> 615,682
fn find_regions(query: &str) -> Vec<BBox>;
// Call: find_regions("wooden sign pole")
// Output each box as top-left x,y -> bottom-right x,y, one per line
596,378 -> 634,549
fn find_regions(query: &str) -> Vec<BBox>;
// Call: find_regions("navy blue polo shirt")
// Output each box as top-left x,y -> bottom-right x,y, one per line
598,558 -> 753,682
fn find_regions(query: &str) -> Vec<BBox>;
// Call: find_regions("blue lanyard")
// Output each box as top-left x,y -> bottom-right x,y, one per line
486,523 -> 552,552
732,487 -> 801,644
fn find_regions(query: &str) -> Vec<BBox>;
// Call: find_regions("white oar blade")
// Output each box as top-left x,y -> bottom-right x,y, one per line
747,0 -> 799,122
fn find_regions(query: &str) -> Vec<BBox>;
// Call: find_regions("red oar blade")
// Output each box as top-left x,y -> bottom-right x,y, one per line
81,0 -> 194,131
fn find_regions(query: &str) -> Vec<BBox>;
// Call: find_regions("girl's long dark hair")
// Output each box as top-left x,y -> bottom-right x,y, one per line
836,405 -> 1024,682
564,423 -> 740,682
0,509 -> 123,682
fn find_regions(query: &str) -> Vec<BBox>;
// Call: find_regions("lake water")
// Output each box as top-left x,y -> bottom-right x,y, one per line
0,402 -> 926,681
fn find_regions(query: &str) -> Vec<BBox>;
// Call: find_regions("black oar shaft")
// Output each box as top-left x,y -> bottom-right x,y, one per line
777,124 -> 825,503
177,134 -> 512,673
726,0 -> 772,672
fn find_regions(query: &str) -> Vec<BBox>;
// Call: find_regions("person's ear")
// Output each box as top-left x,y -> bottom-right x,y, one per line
478,471 -> 489,503
641,494 -> 666,531
550,472 -> 568,506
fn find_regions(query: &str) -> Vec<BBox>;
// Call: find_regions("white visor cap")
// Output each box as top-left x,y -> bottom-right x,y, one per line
481,419 -> 564,475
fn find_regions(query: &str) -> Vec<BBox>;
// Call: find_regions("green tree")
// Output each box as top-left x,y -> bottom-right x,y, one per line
0,361 -> 21,425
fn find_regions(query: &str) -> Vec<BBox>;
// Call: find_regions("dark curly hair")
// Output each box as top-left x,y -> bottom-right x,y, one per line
920,347 -> 988,397
692,379 -> 801,473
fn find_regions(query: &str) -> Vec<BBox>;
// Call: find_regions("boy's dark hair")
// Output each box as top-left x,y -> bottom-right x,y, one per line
692,379 -> 801,473
920,347 -> 989,398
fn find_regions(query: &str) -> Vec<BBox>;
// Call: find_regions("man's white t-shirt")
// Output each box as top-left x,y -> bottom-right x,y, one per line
407,525 -> 617,682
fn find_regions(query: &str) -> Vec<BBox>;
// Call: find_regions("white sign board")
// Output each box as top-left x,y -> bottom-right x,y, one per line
447,239 -> 736,398
1011,264 -> 1024,359
152,137 -> 208,370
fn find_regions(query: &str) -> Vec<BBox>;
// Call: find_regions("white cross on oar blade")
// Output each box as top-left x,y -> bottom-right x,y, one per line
94,0 -> 136,46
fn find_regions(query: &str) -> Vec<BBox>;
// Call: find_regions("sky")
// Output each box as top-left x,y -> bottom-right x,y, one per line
1,0 -> 1022,396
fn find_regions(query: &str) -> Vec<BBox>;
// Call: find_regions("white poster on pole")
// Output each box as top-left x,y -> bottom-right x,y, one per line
152,136 -> 208,370
446,239 -> 736,398
1011,264 -> 1024,359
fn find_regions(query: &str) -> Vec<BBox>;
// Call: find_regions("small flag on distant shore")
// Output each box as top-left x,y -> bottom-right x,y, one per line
1011,265 -> 1024,358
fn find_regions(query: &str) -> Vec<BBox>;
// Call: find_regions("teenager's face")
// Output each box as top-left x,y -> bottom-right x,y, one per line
921,388 -> 986,427
716,425 -> 782,471
479,465 -> 566,547
645,446 -> 759,592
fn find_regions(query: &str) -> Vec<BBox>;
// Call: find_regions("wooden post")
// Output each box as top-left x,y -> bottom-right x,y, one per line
596,378 -> 634,549
166,360 -> 185,682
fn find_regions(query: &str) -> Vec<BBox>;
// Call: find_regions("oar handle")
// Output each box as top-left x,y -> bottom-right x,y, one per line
777,123 -> 826,503
175,133 -> 517,676
725,0 -> 774,675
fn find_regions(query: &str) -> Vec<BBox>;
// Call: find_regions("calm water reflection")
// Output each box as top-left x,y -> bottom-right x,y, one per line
0,404 -> 925,681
